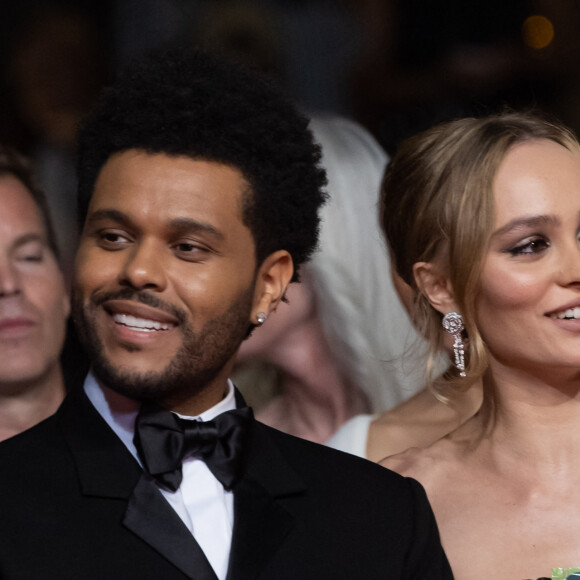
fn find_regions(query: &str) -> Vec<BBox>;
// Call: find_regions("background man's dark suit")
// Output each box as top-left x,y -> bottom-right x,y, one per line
0,386 -> 452,579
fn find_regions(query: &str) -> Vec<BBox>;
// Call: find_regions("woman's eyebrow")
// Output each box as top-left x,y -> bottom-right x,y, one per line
491,214 -> 560,238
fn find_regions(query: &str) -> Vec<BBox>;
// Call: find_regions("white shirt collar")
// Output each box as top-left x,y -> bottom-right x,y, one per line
83,371 -> 237,464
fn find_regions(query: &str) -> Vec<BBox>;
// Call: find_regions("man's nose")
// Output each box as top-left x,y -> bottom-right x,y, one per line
117,240 -> 168,292
0,258 -> 22,298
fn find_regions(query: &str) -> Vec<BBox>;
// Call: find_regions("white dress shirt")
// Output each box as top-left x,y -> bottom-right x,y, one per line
84,372 -> 237,580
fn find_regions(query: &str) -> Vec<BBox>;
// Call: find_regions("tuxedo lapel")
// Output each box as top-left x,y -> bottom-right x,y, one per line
57,388 -> 142,499
57,388 -> 217,580
124,475 -> 218,580
226,423 -> 307,580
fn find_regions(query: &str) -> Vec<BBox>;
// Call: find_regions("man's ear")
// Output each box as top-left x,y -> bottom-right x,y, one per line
413,260 -> 457,315
251,250 -> 294,325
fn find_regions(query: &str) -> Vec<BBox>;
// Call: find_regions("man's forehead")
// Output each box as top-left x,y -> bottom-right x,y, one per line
88,151 -> 253,237
95,151 -> 249,197
0,176 -> 45,233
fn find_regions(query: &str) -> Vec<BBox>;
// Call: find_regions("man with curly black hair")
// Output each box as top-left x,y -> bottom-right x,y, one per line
0,50 -> 452,579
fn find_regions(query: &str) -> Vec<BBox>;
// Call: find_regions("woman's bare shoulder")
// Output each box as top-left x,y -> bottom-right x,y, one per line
366,385 -> 481,462
379,434 -> 461,483
381,444 -> 433,478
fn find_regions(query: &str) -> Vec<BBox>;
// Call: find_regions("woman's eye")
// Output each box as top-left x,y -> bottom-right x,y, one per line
508,237 -> 549,256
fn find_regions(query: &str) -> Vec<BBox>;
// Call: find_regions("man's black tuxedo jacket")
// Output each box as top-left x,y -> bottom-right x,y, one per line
0,387 -> 452,579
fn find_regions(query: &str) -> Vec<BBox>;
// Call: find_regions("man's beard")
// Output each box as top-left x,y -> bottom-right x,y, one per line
71,285 -> 254,405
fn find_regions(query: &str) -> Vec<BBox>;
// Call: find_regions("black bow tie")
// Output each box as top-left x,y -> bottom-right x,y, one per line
134,404 -> 253,492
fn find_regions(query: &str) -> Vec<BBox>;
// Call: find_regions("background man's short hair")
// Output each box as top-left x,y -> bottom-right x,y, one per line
0,144 -> 59,257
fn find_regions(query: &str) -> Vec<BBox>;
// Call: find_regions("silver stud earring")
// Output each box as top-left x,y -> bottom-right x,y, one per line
256,312 -> 267,326
441,312 -> 466,377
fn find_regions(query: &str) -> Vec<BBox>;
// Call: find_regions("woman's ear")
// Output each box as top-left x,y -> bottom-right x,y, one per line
413,260 -> 457,315
251,250 -> 294,325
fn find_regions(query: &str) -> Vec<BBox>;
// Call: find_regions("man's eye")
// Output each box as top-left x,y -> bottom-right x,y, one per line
98,231 -> 130,248
173,241 -> 210,261
18,253 -> 43,263
15,242 -> 45,263
176,243 -> 196,252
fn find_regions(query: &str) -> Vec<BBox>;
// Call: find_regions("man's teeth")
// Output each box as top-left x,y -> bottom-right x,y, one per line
554,307 -> 580,320
113,313 -> 171,331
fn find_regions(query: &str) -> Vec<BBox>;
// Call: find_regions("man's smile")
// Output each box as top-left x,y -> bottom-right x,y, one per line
100,299 -> 181,344
112,313 -> 173,332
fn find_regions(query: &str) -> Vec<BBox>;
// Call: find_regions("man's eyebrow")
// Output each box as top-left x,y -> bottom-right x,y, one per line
168,217 -> 224,240
491,214 -> 560,238
86,209 -> 224,239
13,232 -> 46,249
85,208 -> 131,226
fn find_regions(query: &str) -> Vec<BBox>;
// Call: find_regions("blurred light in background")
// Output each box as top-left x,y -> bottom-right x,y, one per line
522,15 -> 554,50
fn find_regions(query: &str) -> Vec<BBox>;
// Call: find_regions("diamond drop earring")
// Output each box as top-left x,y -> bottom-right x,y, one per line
441,312 -> 466,377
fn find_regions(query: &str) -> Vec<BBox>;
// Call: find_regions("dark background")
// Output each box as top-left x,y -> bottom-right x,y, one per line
1,0 -> 579,271
3,0 -> 579,153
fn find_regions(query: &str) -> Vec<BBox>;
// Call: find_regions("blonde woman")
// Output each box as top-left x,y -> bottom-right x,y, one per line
381,112 -> 580,579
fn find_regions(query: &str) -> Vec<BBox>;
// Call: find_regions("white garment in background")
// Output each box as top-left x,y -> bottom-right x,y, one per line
326,414 -> 375,459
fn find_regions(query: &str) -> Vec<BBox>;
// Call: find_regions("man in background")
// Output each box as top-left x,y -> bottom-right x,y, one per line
0,145 -> 69,441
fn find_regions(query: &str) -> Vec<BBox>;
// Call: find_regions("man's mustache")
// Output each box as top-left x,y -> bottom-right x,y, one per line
90,288 -> 187,324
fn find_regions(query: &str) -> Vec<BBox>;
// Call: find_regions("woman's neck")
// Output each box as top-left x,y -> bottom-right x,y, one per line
255,314 -> 368,443
472,362 -> 580,472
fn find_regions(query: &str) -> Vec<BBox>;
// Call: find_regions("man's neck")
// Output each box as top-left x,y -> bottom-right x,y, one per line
88,371 -> 235,420
160,381 -> 232,416
0,368 -> 66,441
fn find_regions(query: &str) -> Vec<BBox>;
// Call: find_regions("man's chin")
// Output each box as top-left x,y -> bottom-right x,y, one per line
90,347 -> 217,406
90,357 -> 173,403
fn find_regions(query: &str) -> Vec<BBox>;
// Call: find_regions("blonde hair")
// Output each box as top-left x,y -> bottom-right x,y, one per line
380,111 -> 580,395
